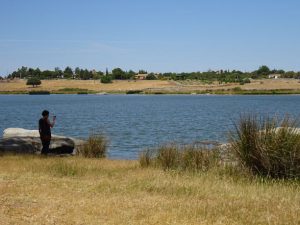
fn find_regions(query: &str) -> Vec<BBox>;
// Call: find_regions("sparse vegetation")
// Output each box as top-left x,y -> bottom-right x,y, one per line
139,143 -> 220,171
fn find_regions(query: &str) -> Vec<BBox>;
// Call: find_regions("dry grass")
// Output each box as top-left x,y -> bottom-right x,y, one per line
0,78 -> 300,93
0,79 -> 173,92
0,155 -> 299,225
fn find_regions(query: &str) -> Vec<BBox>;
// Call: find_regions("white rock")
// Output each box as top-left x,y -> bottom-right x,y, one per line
1,128 -> 85,155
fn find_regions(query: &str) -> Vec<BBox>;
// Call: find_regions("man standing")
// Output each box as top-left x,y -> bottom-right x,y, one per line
39,110 -> 56,155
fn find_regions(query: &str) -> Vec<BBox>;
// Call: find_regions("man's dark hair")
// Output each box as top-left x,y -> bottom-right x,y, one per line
42,110 -> 49,117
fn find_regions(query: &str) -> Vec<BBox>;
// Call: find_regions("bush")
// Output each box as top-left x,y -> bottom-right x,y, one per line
26,77 -> 41,87
139,143 -> 220,171
156,144 -> 180,170
232,87 -> 242,92
229,114 -> 300,179
28,91 -> 50,95
77,133 -> 108,158
244,78 -> 251,83
146,74 -> 157,80
58,88 -> 89,93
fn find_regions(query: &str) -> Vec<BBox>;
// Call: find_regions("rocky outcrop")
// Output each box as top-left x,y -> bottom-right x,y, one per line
0,128 -> 85,155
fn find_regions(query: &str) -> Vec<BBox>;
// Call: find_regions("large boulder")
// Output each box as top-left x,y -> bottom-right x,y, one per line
1,128 -> 85,155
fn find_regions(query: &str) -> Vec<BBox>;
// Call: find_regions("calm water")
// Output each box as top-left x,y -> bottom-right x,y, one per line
0,94 -> 300,159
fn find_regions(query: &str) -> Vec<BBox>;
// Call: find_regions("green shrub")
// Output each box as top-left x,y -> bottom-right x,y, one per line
101,75 -> 113,84
77,133 -> 108,158
58,88 -> 89,93
232,87 -> 242,92
244,78 -> 251,83
28,91 -> 50,95
229,114 -> 300,179
146,74 -> 157,80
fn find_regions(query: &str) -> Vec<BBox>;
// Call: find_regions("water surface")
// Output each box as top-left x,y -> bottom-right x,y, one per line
0,94 -> 299,159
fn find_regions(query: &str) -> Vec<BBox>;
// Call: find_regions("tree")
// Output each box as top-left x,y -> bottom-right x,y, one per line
75,67 -> 81,79
54,67 -> 63,79
146,73 -> 157,80
63,66 -> 73,79
26,77 -> 41,87
257,65 -> 270,75
138,70 -> 147,74
126,70 -> 136,79
101,75 -> 112,83
33,68 -> 41,78
41,70 -> 54,79
112,68 -> 126,80
283,71 -> 295,78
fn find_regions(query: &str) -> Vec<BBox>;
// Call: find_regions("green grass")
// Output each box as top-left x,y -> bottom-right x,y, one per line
0,91 -> 29,94
53,88 -> 96,94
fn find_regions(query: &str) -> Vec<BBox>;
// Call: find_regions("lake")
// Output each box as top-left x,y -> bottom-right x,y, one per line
0,94 -> 300,159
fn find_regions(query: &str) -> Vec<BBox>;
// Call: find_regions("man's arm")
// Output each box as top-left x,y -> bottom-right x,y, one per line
47,117 -> 56,128
38,120 -> 42,135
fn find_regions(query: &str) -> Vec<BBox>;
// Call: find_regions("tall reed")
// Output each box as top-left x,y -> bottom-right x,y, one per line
229,114 -> 300,179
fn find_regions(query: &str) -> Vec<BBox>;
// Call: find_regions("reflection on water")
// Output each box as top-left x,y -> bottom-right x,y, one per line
0,94 -> 299,159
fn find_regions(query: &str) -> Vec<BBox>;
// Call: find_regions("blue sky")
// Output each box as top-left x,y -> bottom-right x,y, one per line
0,0 -> 299,75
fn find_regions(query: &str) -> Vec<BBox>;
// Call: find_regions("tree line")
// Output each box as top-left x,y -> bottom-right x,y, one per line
6,65 -> 300,84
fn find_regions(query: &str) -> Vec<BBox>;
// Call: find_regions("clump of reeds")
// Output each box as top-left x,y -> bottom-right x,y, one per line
229,114 -> 300,179
139,143 -> 220,171
139,148 -> 154,168
77,133 -> 108,158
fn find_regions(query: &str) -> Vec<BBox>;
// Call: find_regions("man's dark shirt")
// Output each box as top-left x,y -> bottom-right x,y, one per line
39,118 -> 51,137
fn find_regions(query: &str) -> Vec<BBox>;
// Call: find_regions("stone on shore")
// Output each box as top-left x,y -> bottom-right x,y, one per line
1,128 -> 85,155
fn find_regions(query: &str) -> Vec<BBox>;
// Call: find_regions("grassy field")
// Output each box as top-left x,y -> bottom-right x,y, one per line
0,155 -> 299,225
0,78 -> 300,94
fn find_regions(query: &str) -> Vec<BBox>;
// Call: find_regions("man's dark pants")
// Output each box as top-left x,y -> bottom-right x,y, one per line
41,140 -> 50,155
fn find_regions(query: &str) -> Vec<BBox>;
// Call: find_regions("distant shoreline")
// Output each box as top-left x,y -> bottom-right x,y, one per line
0,78 -> 300,95
1,90 -> 300,95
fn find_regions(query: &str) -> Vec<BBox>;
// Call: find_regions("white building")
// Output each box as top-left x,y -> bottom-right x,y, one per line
268,74 -> 281,79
